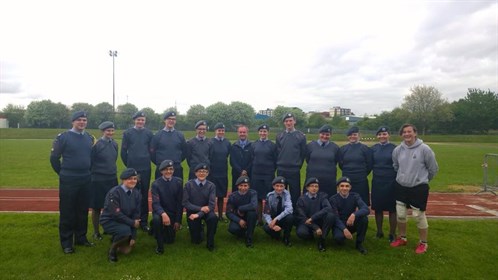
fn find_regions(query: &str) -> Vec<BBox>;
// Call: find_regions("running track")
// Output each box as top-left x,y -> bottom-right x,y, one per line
1,189 -> 497,218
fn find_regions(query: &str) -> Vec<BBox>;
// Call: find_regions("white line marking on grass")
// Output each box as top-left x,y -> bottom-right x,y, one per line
467,205 -> 498,216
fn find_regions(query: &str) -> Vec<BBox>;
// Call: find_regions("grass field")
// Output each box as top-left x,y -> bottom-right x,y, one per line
0,138 -> 496,191
0,213 -> 497,279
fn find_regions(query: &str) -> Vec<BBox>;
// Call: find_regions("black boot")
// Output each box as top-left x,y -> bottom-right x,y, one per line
317,238 -> 326,252
356,243 -> 368,255
108,237 -> 128,262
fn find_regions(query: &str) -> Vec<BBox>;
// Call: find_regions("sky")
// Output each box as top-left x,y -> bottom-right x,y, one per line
1,0 -> 497,116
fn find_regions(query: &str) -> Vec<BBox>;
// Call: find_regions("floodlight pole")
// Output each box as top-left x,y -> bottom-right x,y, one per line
109,50 -> 118,112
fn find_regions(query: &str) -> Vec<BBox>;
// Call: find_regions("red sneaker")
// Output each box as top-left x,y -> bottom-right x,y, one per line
415,242 -> 428,254
390,237 -> 408,247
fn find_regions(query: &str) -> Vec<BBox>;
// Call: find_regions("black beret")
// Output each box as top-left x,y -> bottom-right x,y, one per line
272,176 -> 287,186
336,176 -> 352,187
318,125 -> 332,134
235,176 -> 250,186
195,120 -> 207,129
258,124 -> 269,131
194,163 -> 210,172
282,113 -> 294,122
163,111 -> 176,120
98,121 -> 115,131
376,126 -> 390,135
120,168 -> 138,179
305,177 -> 319,187
132,111 -> 146,119
213,122 -> 225,130
71,111 -> 87,122
159,160 -> 174,171
346,126 -> 359,136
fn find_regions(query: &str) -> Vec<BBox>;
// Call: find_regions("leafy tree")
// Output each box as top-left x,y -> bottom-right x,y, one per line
402,85 -> 451,135
185,104 -> 207,129
141,107 -> 161,131
450,88 -> 498,134
227,101 -> 255,128
24,100 -> 69,128
206,102 -> 231,130
93,102 -> 115,128
115,103 -> 138,129
308,113 -> 327,128
270,106 -> 308,129
1,104 -> 26,128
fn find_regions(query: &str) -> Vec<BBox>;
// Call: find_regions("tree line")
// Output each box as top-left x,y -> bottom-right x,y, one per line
1,86 -> 497,134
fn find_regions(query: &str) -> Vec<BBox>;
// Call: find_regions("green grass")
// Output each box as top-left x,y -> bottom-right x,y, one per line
0,139 -> 497,191
0,213 -> 497,279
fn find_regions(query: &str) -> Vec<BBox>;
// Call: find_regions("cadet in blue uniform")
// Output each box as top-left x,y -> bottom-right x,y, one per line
230,125 -> 252,192
50,111 -> 95,254
296,178 -> 335,252
251,124 -> 277,225
90,121 -> 118,241
338,126 -> 373,206
208,122 -> 231,221
182,163 -> 218,251
263,176 -> 294,247
121,111 -> 154,232
276,113 -> 307,207
186,121 -> 212,180
150,111 -> 187,181
100,168 -> 141,263
329,176 -> 370,254
305,124 -> 340,197
151,160 -> 184,255
370,126 -> 397,242
226,176 -> 258,247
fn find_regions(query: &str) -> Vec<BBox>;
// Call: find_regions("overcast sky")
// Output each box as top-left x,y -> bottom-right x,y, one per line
1,0 -> 497,116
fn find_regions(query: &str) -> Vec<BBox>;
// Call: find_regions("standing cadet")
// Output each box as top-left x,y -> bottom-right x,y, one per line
100,168 -> 141,263
329,176 -> 370,255
182,163 -> 218,251
305,124 -> 340,197
90,121 -> 118,241
226,176 -> 258,248
295,178 -> 335,252
151,160 -> 183,255
371,126 -> 397,242
50,111 -> 95,254
276,113 -> 307,207
208,122 -> 231,222
338,126 -> 373,206
251,124 -> 277,225
263,176 -> 294,247
121,111 -> 154,232
186,120 -> 211,180
150,111 -> 187,181
391,124 -> 438,254
229,125 -> 252,192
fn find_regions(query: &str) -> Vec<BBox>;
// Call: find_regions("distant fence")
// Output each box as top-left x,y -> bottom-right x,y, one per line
478,153 -> 498,195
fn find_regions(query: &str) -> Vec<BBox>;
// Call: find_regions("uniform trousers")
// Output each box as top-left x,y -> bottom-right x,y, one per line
186,211 -> 218,248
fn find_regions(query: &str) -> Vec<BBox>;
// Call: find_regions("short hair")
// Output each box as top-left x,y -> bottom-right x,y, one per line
237,124 -> 248,132
399,123 -> 417,135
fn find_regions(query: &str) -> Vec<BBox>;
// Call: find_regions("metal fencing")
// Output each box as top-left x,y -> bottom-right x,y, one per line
477,153 -> 498,195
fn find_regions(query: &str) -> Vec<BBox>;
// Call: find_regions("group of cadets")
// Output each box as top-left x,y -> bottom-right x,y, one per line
50,110 -> 438,262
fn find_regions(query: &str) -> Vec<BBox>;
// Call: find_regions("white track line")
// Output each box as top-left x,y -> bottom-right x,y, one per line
467,205 -> 498,216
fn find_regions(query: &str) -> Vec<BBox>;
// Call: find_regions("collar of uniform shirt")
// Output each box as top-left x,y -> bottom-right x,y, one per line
317,140 -> 328,146
215,137 -> 224,141
339,192 -> 350,199
286,128 -> 296,133
239,140 -> 248,146
195,179 -> 207,186
70,128 -> 85,135
306,192 -> 317,199
196,136 -> 205,141
133,126 -> 144,130
163,128 -> 175,132
120,185 -> 132,194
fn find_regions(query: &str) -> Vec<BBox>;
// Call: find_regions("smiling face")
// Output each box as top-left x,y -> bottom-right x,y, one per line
123,176 -> 138,189
258,129 -> 268,140
337,182 -> 352,196
377,131 -> 389,144
237,126 -> 248,141
273,183 -> 285,195
134,117 -> 146,128
284,118 -> 295,130
160,166 -> 174,179
401,126 -> 417,146
215,128 -> 225,138
306,183 -> 319,195
319,132 -> 331,143
237,183 -> 250,194
103,128 -> 115,138
195,168 -> 209,180
164,116 -> 176,129
348,132 -> 360,143
72,117 -> 87,132
196,125 -> 207,138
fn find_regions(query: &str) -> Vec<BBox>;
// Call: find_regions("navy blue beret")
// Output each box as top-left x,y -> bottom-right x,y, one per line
376,126 -> 390,135
213,122 -> 225,130
132,111 -> 146,119
71,111 -> 87,122
159,159 -> 174,171
195,120 -> 207,129
336,176 -> 351,187
98,121 -> 115,131
120,168 -> 138,179
282,113 -> 294,122
194,163 -> 210,172
258,124 -> 269,131
318,125 -> 332,134
235,176 -> 250,186
163,111 -> 176,120
272,176 -> 287,186
346,126 -> 359,136
305,177 -> 319,187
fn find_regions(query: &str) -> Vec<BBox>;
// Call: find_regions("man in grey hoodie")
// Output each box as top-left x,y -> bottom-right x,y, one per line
390,124 -> 438,254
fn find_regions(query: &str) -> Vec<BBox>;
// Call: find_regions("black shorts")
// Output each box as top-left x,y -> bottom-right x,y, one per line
394,182 -> 429,211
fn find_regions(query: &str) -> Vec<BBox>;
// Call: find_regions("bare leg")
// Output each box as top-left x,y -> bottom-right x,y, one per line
419,228 -> 428,242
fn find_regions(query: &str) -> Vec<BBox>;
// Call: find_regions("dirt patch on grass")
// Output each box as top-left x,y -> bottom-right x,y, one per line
447,185 -> 482,192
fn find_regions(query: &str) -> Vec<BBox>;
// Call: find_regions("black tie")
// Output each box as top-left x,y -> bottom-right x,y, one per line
276,196 -> 283,214
321,142 -> 325,147
199,183 -> 203,188
311,196 -> 316,200
126,190 -> 131,196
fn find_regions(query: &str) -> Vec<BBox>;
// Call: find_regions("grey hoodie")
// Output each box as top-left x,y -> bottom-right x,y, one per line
392,138 -> 439,187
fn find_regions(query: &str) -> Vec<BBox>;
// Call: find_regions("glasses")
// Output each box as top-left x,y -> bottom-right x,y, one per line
197,128 -> 206,131
196,170 -> 208,173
